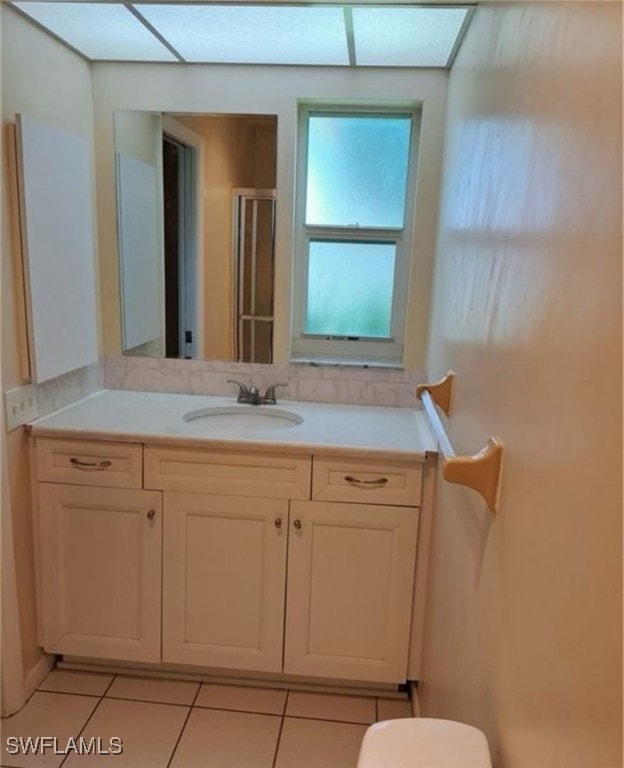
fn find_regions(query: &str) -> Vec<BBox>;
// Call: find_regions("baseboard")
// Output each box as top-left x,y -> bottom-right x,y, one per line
58,658 -> 408,700
24,653 -> 54,699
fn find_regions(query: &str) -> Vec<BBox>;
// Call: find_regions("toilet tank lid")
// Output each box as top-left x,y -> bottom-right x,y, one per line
357,718 -> 492,768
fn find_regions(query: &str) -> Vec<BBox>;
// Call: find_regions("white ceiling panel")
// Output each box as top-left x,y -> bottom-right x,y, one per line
13,1 -> 178,61
135,4 -> 350,65
353,6 -> 469,67
9,2 -> 474,67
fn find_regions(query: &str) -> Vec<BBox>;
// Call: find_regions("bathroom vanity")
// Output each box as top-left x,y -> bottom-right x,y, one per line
28,390 -> 436,689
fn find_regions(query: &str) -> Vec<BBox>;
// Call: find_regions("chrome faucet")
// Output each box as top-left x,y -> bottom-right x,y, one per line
227,380 -> 288,405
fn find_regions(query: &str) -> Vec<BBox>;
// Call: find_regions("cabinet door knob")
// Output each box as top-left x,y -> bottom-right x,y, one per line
147,509 -> 156,521
293,519 -> 302,530
274,517 -> 282,529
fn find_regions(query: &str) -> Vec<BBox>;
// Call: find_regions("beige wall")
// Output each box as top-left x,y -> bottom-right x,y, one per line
1,6 -> 95,676
420,3 -> 622,768
91,63 -> 448,366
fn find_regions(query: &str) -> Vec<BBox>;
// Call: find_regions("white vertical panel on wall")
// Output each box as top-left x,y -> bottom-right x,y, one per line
16,114 -> 99,383
116,153 -> 162,350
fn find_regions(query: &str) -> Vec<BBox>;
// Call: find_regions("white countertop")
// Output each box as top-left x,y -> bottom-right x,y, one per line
29,389 -> 437,461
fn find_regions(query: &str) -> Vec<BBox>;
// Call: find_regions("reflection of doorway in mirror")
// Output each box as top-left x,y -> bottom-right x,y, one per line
162,134 -> 198,359
233,190 -> 276,364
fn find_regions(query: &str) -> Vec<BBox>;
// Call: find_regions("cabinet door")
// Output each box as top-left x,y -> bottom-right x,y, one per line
163,492 -> 287,672
284,501 -> 418,684
38,483 -> 162,662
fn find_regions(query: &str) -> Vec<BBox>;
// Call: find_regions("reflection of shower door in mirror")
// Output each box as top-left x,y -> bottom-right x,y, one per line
233,189 -> 276,364
163,134 -> 198,359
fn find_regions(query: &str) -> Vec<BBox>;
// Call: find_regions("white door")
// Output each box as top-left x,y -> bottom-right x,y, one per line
38,484 -> 162,662
284,501 -> 419,684
163,492 -> 288,672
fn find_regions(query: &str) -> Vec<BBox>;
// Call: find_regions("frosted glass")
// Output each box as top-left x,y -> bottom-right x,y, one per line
305,115 -> 411,228
135,4 -> 348,65
305,241 -> 395,338
353,7 -> 469,67
12,2 -> 177,61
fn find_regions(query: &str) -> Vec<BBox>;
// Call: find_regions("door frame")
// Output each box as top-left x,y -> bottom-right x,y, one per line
161,116 -> 205,359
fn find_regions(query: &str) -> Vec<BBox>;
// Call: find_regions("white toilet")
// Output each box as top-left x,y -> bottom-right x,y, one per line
357,717 -> 492,768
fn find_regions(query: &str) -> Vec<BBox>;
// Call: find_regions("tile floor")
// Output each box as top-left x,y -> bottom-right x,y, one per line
0,669 -> 413,768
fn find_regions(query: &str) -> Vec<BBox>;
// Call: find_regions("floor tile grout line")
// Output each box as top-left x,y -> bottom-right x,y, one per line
18,686 -> 373,720
56,673 -> 117,768
72,693 -> 375,725
103,695 -> 195,708
37,668 -> 117,701
271,715 -> 286,768
192,703 -> 285,717
271,690 -> 289,768
101,674 -> 118,698
37,689 -> 108,700
165,682 -> 202,768
283,714 -> 373,726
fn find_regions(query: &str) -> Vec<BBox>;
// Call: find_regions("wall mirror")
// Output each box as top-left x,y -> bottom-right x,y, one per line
114,110 -> 278,364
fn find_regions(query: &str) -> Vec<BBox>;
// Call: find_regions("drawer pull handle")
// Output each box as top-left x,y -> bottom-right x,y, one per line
70,458 -> 112,471
344,475 -> 388,488
293,519 -> 302,530
147,509 -> 156,521
274,517 -> 282,529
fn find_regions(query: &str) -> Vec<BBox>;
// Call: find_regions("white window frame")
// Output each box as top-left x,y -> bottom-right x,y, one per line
292,103 -> 421,365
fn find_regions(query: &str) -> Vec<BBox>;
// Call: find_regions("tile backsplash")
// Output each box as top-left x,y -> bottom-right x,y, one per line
103,356 -> 426,409
35,362 -> 103,419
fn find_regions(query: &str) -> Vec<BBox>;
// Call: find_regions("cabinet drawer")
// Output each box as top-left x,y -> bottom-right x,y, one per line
36,438 -> 142,489
144,445 -> 311,500
312,456 -> 421,506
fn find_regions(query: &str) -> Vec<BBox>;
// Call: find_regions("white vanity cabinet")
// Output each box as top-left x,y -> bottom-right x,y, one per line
32,428 -> 429,686
34,439 -> 162,663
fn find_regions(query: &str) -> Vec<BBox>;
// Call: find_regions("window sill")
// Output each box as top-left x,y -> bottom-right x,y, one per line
289,357 -> 404,370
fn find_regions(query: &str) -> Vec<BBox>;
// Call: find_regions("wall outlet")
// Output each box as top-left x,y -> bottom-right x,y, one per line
4,384 -> 38,431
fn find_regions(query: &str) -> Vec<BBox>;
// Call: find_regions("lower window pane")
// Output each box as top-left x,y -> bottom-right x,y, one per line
305,240 -> 395,338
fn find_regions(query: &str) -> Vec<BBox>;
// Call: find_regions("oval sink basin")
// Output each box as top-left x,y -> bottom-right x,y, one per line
183,405 -> 303,431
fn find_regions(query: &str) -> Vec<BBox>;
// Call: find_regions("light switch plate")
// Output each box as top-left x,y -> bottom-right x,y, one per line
4,384 -> 38,431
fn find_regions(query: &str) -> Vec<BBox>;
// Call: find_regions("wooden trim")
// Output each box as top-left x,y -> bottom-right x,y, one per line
24,654 -> 55,701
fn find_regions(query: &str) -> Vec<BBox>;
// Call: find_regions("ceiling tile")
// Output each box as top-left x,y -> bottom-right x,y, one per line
12,1 -> 178,61
135,4 -> 349,65
352,6 -> 469,67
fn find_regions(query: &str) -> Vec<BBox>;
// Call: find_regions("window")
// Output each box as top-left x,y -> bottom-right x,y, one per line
292,105 -> 420,364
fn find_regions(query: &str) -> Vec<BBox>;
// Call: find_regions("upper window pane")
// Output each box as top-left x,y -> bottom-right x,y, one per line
305,114 -> 411,228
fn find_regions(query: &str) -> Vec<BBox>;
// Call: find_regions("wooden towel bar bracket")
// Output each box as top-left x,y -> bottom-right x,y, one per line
417,374 -> 503,514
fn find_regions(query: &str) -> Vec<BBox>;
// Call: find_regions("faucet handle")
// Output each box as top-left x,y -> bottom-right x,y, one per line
263,383 -> 288,404
227,379 -> 250,402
